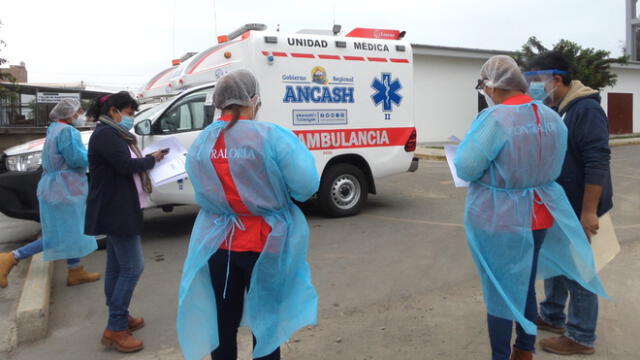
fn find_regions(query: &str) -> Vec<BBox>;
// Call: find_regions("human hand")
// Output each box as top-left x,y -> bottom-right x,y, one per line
580,212 -> 599,243
150,150 -> 166,162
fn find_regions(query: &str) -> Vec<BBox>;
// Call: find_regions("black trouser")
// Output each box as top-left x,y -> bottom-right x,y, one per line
208,249 -> 280,360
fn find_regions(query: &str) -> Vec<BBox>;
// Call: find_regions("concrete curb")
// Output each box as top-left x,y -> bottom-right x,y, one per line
16,253 -> 53,344
610,138 -> 640,147
415,146 -> 446,161
414,152 -> 446,161
0,260 -> 28,356
415,137 -> 640,163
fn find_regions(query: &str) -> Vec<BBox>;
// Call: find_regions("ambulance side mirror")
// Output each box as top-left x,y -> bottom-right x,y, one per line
134,119 -> 152,136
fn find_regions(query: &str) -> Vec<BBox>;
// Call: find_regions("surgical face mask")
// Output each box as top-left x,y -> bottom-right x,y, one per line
483,94 -> 495,107
250,95 -> 261,120
72,114 -> 87,127
528,82 -> 548,101
118,111 -> 135,131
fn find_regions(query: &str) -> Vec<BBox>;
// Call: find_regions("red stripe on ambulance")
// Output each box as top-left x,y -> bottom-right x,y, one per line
293,127 -> 415,151
318,54 -> 341,60
291,53 -> 316,58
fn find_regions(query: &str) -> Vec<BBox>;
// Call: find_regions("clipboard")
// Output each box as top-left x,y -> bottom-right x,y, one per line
591,212 -> 620,273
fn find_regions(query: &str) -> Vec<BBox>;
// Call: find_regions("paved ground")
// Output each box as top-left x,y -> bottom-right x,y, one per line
0,213 -> 40,356
4,145 -> 640,360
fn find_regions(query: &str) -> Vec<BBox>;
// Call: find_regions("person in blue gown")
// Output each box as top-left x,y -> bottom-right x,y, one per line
455,55 -> 607,360
177,70 -> 320,360
0,99 -> 99,288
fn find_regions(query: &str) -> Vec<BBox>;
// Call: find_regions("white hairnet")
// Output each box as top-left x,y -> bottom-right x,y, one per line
213,69 -> 260,110
49,98 -> 81,121
480,55 -> 529,93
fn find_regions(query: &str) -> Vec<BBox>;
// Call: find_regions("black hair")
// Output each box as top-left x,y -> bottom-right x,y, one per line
87,91 -> 139,121
527,51 -> 572,86
222,104 -> 243,131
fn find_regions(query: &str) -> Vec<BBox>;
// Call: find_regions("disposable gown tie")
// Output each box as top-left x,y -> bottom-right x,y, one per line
454,101 -> 608,335
215,213 -> 246,298
177,120 -> 320,360
37,122 -> 97,261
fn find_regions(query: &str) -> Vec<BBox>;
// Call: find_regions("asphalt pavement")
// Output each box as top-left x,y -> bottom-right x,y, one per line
5,145 -> 640,360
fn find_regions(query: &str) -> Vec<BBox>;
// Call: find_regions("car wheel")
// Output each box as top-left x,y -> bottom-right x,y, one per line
319,163 -> 368,217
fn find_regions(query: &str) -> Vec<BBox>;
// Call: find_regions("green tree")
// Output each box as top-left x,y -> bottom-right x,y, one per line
514,36 -> 629,91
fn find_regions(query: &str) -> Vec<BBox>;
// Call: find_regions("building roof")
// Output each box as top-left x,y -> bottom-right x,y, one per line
0,82 -> 111,97
412,43 -> 514,59
411,42 -> 637,70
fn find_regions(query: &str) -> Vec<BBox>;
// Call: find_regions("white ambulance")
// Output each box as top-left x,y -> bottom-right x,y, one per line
0,24 -> 418,219
134,24 -> 418,216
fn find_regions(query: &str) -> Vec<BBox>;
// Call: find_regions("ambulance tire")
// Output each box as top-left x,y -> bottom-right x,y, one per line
319,164 -> 368,217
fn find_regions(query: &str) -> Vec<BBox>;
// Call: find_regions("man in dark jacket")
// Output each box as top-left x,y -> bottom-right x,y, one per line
525,52 -> 613,355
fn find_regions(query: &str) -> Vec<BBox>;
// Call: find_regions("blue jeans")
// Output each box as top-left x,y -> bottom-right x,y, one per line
539,276 -> 598,347
487,229 -> 546,360
13,238 -> 80,269
104,235 -> 144,331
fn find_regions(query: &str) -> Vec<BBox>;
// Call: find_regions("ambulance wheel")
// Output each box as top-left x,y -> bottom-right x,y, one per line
319,164 -> 368,217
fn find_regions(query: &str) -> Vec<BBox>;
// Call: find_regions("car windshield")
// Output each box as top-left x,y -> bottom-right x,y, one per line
135,101 -> 171,122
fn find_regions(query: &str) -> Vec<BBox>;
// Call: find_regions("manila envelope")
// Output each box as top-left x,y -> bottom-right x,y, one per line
591,212 -> 621,273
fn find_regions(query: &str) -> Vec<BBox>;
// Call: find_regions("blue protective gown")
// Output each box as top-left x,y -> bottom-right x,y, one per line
454,101 -> 608,335
177,120 -> 320,360
37,122 -> 97,261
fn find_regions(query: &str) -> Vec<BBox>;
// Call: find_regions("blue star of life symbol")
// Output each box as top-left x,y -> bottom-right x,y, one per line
371,72 -> 402,112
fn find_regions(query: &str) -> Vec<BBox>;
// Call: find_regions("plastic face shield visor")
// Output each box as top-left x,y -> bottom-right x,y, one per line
475,79 -> 488,96
522,69 -> 568,85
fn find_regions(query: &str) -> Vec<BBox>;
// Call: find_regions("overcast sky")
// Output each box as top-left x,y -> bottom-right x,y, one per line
0,0 -> 627,91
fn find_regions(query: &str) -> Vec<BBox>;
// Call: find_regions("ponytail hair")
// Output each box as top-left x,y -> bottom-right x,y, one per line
87,91 -> 139,121
223,105 -> 243,131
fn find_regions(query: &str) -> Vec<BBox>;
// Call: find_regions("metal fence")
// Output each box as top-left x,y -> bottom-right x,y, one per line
0,84 -> 109,128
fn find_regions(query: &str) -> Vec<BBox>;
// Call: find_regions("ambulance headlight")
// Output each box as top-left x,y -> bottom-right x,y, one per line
5,151 -> 42,172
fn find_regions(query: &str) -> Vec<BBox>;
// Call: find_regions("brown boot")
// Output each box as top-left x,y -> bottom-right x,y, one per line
67,265 -> 101,286
0,253 -> 18,288
101,329 -> 144,353
128,315 -> 145,332
540,335 -> 595,355
510,346 -> 533,360
536,316 -> 565,334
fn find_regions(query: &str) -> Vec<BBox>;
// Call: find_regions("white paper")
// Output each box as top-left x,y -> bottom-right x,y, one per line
591,212 -> 621,273
142,137 -> 188,187
444,144 -> 469,188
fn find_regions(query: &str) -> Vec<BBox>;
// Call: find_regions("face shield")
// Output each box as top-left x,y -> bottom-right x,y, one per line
475,79 -> 495,107
523,70 -> 568,104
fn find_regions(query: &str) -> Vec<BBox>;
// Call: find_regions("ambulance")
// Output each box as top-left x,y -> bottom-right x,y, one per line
0,23 -> 418,220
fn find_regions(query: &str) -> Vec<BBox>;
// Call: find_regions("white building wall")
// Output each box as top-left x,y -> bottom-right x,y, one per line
413,52 -> 640,143
413,54 -> 487,143
602,64 -> 640,133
